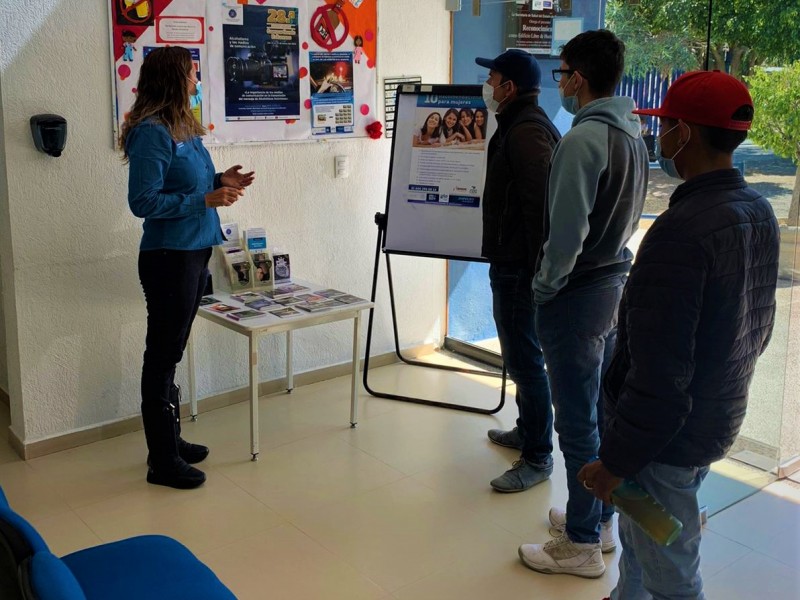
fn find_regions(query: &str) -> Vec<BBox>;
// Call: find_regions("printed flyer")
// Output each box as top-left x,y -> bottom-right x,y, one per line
504,0 -> 573,55
109,0 -> 207,137
222,4 -> 301,121
309,51 -> 355,135
407,95 -> 489,209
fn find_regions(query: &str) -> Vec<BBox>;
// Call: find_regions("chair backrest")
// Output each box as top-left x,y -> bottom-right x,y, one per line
0,520 -> 26,600
0,486 -> 86,600
0,485 -> 38,600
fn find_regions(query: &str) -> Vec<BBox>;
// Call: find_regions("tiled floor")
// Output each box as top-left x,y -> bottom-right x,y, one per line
1,362 -> 799,599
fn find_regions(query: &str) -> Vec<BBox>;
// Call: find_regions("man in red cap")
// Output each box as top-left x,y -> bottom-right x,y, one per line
579,70 -> 780,598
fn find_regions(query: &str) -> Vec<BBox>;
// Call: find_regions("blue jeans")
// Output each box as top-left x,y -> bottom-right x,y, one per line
611,462 -> 710,600
489,264 -> 553,465
535,276 -> 624,543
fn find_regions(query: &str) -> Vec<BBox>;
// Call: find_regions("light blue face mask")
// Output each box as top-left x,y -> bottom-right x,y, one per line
559,73 -> 580,114
656,123 -> 688,180
189,80 -> 202,109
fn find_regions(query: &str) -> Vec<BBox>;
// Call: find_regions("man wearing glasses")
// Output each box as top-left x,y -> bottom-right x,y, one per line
518,29 -> 649,578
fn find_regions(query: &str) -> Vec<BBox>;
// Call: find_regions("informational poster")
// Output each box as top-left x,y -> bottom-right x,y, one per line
109,0 -> 207,139
384,86 -> 497,261
222,4 -> 301,121
504,0 -> 573,55
407,95 -> 489,209
108,0 -> 378,144
309,51 -> 354,135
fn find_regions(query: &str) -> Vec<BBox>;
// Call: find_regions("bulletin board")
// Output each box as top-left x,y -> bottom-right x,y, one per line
108,0 -> 378,144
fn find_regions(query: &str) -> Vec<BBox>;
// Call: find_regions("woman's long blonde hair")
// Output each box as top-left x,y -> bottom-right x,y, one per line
119,46 -> 205,160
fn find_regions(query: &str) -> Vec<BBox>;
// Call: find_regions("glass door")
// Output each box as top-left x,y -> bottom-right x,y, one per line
448,0 -> 800,513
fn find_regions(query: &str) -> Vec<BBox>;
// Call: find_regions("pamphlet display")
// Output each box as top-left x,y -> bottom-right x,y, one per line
108,0 -> 378,145
212,222 -> 285,293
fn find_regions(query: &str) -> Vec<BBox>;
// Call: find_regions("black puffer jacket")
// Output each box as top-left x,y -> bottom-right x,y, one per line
481,95 -> 560,268
600,169 -> 780,478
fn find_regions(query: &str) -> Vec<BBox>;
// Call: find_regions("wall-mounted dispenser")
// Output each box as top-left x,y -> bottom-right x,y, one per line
30,114 -> 67,157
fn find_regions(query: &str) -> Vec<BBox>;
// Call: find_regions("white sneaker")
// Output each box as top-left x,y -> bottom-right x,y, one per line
518,534 -> 605,578
548,506 -> 616,553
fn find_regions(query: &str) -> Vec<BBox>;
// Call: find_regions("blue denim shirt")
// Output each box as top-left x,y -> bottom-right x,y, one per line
126,121 -> 223,251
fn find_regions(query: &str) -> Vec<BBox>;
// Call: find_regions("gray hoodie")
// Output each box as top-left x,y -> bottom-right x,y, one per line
533,96 -> 649,303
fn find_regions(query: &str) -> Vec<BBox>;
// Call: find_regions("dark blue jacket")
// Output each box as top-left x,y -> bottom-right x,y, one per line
600,169 -> 779,477
126,121 -> 224,251
481,95 -> 560,269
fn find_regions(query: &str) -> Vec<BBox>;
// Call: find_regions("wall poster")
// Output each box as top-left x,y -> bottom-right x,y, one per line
504,0 -> 573,56
108,0 -> 378,144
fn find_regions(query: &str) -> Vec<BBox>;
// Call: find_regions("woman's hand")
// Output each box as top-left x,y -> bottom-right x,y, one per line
220,165 -> 255,190
205,186 -> 243,208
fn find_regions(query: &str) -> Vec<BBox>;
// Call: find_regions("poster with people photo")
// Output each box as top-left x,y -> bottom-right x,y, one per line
412,106 -> 488,150
405,94 -> 495,210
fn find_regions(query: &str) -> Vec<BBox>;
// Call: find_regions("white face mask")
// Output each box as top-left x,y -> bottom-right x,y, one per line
482,81 -> 509,113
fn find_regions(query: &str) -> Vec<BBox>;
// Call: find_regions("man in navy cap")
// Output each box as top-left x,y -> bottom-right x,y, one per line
474,49 -> 561,493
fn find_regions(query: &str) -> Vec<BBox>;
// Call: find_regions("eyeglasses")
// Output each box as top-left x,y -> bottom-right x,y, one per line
552,69 -> 575,83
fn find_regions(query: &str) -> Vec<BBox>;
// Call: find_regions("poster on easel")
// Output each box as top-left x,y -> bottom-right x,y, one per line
109,0 -> 378,145
384,85 -> 496,261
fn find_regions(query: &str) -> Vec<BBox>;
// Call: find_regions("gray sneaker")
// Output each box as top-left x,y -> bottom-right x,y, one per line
490,458 -> 552,493
487,426 -> 523,450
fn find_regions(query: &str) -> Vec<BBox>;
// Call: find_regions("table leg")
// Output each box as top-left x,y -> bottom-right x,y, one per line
249,334 -> 259,461
286,330 -> 294,393
187,332 -> 198,421
350,312 -> 362,427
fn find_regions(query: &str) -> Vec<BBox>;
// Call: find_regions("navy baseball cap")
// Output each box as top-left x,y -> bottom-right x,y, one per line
475,49 -> 542,91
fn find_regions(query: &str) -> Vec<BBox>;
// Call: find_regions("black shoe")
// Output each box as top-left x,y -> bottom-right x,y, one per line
178,438 -> 210,464
146,458 -> 206,490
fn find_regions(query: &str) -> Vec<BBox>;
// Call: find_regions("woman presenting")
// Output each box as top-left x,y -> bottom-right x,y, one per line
120,46 -> 255,489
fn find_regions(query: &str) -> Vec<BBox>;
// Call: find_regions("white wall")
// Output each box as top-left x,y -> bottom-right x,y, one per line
0,1 -> 452,445
0,67 -> 10,396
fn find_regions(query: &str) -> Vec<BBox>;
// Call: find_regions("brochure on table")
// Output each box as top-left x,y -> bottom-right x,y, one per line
200,280 -> 369,324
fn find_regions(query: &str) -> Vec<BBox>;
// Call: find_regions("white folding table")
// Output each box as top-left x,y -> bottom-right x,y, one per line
187,282 -> 373,460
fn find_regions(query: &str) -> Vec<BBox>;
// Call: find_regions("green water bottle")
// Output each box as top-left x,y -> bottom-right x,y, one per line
611,480 -> 684,546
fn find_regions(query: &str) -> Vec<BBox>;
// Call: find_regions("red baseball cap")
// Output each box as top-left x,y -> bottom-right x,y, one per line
633,70 -> 753,131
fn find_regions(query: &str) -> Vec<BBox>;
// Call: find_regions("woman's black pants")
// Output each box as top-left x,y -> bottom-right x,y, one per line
138,248 -> 211,465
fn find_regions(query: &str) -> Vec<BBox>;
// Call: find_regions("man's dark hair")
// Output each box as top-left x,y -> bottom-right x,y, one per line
560,29 -> 625,96
699,105 -> 753,153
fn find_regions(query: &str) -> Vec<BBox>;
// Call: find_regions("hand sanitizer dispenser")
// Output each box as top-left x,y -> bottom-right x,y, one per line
30,114 -> 67,157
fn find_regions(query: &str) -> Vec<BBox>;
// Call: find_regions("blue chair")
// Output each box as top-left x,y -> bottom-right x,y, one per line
0,486 -> 236,599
